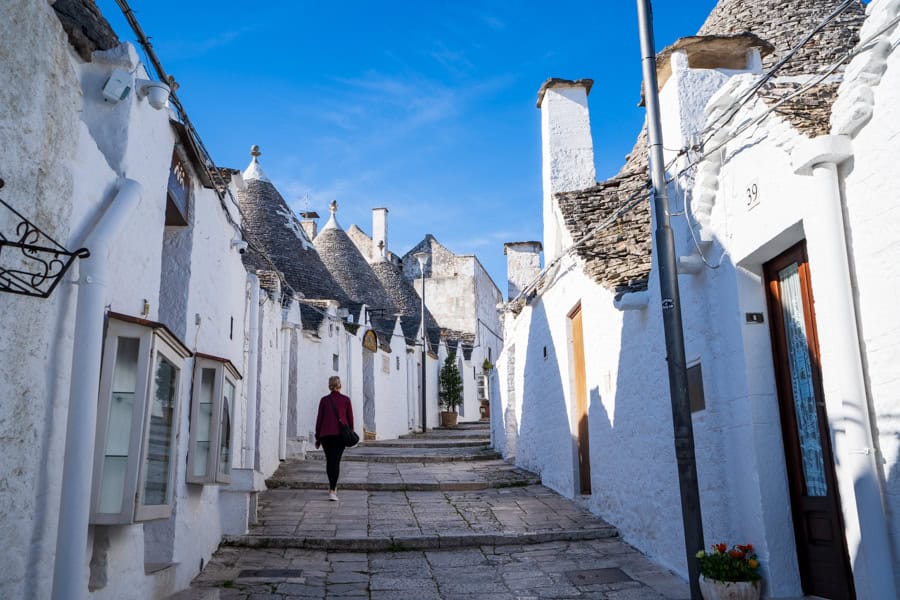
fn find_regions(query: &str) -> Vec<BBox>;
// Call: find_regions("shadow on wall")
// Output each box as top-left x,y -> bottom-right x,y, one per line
487,363 -> 509,455
517,300 -> 570,491
884,420 -> 900,594
608,295 -> 686,560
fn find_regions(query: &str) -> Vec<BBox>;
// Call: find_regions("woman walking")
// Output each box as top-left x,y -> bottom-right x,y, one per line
315,376 -> 354,501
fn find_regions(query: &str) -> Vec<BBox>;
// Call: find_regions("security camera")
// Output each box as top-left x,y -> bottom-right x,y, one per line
231,239 -> 248,255
135,79 -> 171,110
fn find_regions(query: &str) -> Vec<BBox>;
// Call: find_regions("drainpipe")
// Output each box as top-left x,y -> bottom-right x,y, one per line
52,178 -> 142,600
244,274 -> 260,470
793,135 -> 897,600
279,316 -> 290,460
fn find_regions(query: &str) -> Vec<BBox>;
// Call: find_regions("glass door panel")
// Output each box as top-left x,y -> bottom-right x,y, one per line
192,368 -> 216,478
98,337 -> 140,513
778,262 -> 827,497
142,354 -> 178,506
217,379 -> 234,480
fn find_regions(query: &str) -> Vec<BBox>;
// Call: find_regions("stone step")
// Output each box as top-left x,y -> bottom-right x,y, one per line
363,439 -> 489,448
267,457 -> 538,491
306,449 -> 500,463
222,526 -> 618,552
266,477 -> 540,492
305,447 -> 501,463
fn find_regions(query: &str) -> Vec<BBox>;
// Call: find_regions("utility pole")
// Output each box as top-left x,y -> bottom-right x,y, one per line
414,251 -> 430,433
636,1 -> 704,598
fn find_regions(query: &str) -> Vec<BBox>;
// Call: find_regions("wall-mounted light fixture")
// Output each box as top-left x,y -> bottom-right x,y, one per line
135,79 -> 171,110
230,239 -> 248,254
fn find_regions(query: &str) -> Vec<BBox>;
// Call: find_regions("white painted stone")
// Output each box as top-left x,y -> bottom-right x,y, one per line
539,82 -> 596,263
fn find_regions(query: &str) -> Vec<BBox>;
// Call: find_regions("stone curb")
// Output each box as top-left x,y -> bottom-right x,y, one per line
264,478 -> 541,491
222,527 -> 618,551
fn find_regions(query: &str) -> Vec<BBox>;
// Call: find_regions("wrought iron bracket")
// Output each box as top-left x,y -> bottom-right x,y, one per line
0,178 -> 90,298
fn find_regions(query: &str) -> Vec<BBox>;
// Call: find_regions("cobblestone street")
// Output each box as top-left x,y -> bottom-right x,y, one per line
185,423 -> 689,599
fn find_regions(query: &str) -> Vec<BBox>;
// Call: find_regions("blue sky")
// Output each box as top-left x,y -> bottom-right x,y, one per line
98,1 -> 717,291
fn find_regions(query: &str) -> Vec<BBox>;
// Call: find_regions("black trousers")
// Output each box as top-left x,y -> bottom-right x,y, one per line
320,435 -> 345,490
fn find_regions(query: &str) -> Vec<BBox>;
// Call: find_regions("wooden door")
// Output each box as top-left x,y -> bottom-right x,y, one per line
764,242 -> 855,599
363,350 -> 375,439
569,304 -> 591,495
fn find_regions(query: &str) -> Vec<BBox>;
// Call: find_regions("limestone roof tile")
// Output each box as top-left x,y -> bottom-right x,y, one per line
237,177 -> 350,332
313,221 -> 399,344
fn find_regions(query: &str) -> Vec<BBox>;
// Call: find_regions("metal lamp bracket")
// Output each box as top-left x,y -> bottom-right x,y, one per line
0,178 -> 90,298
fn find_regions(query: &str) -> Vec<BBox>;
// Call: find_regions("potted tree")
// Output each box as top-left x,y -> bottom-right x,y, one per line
696,543 -> 762,600
439,351 -> 463,427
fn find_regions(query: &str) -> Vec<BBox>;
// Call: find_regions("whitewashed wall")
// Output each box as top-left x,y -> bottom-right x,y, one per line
0,3 -> 83,597
498,48 -> 855,592
832,2 -> 900,590
372,321 -> 413,439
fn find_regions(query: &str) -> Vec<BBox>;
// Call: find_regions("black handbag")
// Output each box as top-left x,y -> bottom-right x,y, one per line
329,396 -> 359,447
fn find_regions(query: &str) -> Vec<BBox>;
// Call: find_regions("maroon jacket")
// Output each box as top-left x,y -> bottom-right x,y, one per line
315,391 -> 354,442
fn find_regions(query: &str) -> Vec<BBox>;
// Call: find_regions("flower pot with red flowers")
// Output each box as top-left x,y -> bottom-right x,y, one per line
696,543 -> 761,600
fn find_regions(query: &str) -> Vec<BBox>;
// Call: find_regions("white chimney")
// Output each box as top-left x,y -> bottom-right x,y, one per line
537,78 -> 596,263
372,207 -> 388,262
300,211 -> 319,241
504,241 -> 542,301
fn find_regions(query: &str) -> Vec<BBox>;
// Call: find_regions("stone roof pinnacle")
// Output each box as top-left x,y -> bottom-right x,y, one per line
243,144 -> 271,182
322,199 -> 342,231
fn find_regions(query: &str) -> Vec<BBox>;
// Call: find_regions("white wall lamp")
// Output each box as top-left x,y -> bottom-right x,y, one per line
135,79 -> 171,110
231,239 -> 248,254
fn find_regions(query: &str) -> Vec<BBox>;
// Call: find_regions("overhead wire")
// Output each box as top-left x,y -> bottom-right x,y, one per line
696,0 -> 857,147
113,0 -> 300,301
663,1 -> 895,270
505,0 -> 885,304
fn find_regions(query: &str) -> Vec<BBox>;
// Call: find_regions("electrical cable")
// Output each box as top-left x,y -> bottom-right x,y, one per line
114,0 -> 303,301
696,0 -> 857,147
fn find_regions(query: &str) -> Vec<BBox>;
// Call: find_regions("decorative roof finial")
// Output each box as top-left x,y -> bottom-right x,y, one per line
242,144 -> 270,182
322,199 -> 342,231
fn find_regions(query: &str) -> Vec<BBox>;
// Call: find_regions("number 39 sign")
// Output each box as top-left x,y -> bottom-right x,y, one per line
746,179 -> 760,210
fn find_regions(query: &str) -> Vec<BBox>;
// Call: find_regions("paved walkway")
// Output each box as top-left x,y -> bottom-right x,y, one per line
186,423 -> 689,599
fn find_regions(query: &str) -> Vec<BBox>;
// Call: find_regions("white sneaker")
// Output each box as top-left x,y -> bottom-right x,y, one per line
328,491 -> 338,501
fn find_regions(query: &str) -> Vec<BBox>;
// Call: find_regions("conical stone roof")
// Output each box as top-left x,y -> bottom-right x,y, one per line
237,148 -> 350,331
313,202 -> 400,345
371,260 -> 441,350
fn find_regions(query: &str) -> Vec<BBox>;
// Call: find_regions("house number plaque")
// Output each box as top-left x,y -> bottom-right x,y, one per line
746,178 -> 760,211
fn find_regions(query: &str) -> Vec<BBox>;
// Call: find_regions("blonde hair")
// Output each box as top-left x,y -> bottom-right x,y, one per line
328,376 -> 342,391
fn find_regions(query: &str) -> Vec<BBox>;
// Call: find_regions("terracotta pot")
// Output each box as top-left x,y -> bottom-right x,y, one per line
699,576 -> 760,600
440,411 -> 458,427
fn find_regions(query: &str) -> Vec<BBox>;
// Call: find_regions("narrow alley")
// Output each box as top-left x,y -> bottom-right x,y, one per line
185,423 -> 689,599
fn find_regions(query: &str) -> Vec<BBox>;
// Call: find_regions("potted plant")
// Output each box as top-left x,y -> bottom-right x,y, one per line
482,358 -> 494,372
439,351 -> 463,427
696,543 -> 761,600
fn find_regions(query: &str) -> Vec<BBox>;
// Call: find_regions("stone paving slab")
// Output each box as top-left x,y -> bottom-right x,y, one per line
189,422 -> 691,599
267,458 -> 539,491
225,486 -> 616,550
191,539 -> 689,599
